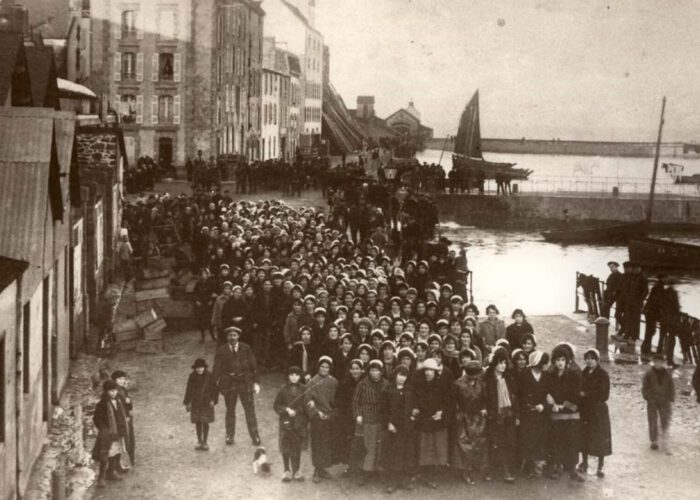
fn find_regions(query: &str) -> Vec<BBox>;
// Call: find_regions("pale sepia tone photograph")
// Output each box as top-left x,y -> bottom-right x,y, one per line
0,1 -> 699,499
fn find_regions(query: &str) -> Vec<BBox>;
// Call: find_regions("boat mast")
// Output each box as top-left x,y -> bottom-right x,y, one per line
437,135 -> 450,166
646,96 -> 666,227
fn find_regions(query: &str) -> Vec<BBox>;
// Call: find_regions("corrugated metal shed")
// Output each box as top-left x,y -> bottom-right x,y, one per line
0,108 -> 62,262
0,161 -> 50,262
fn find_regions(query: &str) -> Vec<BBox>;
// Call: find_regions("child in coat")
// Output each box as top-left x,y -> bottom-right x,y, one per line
273,366 -> 309,482
183,358 -> 219,450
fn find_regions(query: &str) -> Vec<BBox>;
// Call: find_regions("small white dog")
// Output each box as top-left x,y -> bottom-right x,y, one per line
252,447 -> 271,475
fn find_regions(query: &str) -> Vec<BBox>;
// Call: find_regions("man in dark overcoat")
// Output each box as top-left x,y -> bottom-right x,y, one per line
213,326 -> 262,446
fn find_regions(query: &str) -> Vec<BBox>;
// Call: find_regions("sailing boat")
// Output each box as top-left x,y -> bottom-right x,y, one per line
452,90 -> 533,180
541,99 -> 670,245
628,97 -> 700,268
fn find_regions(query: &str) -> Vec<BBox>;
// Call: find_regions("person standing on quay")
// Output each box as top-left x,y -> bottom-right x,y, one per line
273,366 -> 308,482
602,261 -> 623,329
547,345 -> 585,482
353,359 -> 390,486
642,354 -> 675,454
112,370 -> 135,468
183,358 -> 218,451
621,262 -> 648,345
305,356 -> 339,483
658,276 -> 681,367
92,380 -> 131,488
578,349 -> 612,478
212,326 -> 262,447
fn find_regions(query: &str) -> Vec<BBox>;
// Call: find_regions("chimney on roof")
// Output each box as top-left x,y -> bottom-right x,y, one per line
0,3 -> 28,35
357,96 -> 375,120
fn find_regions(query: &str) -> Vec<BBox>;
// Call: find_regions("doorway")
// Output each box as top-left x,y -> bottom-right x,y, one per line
158,137 -> 173,168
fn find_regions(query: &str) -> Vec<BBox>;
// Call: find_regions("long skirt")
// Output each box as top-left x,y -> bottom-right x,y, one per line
310,417 -> 336,469
581,403 -> 612,458
518,410 -> 548,462
418,429 -> 449,467
452,412 -> 487,472
548,418 -> 581,469
383,427 -> 416,471
360,423 -> 384,472
487,416 -> 517,471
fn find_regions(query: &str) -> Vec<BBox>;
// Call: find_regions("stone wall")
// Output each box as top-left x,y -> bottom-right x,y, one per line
76,132 -> 119,170
425,138 -> 686,158
435,193 -> 700,228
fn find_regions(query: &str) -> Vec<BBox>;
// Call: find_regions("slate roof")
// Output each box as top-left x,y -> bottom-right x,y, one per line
0,255 -> 29,293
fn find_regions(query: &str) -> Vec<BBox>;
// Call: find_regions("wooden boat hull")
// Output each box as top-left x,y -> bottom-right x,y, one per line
628,237 -> 700,268
541,222 -> 648,244
452,155 -> 532,180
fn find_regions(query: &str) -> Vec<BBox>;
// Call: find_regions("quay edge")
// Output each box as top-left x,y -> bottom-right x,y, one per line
434,193 -> 700,230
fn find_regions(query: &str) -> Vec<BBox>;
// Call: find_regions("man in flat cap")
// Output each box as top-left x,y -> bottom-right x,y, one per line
213,326 -> 262,446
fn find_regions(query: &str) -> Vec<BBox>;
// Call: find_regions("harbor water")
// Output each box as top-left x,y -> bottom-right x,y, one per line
414,150 -> 700,317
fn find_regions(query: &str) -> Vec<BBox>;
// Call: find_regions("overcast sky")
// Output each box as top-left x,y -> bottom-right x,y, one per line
316,0 -> 700,141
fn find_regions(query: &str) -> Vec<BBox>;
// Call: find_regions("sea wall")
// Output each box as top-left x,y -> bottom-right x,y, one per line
425,138 -> 686,158
435,193 -> 700,228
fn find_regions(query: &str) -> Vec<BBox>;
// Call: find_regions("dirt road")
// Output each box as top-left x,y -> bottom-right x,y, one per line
92,315 -> 700,500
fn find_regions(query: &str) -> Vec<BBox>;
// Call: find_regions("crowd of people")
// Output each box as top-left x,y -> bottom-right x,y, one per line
599,261 -> 692,366
111,157 -> 700,493
128,192 -> 618,490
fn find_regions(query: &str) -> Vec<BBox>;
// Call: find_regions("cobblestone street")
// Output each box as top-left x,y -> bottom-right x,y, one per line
92,315 -> 700,500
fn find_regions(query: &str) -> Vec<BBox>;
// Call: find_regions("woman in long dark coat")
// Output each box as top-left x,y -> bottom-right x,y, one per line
484,349 -> 519,483
92,380 -> 131,488
547,345 -> 585,482
304,356 -> 339,483
451,360 -> 487,484
193,268 -> 216,342
334,359 -> 365,468
273,366 -> 309,482
579,348 -> 612,478
353,359 -> 390,483
183,359 -> 218,451
413,358 -> 450,489
383,365 -> 416,493
517,351 -> 550,477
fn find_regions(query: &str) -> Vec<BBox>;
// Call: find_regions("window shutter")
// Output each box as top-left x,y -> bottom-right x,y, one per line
173,95 -> 181,125
113,11 -> 121,39
136,11 -> 144,39
114,52 -> 121,81
114,94 -> 121,115
174,53 -> 181,82
151,54 -> 159,82
136,94 -> 143,124
151,96 -> 159,125
136,52 -> 143,81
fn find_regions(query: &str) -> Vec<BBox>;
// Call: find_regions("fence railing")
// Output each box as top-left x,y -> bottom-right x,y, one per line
507,175 -> 700,198
574,271 -> 699,364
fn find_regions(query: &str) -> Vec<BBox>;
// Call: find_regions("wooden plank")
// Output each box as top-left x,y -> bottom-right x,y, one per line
114,318 -> 138,334
134,308 -> 160,329
118,339 -> 138,352
135,276 -> 172,291
136,340 -> 164,354
143,329 -> 164,341
135,287 -> 170,302
141,268 -> 170,280
155,299 -> 193,319
115,329 -> 141,343
143,318 -> 167,338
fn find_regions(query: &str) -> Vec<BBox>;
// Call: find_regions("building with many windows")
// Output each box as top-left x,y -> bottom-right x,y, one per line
260,0 -> 323,156
90,0 -> 190,165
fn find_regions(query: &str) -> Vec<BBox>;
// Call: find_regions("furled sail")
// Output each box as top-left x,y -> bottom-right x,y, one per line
454,90 -> 483,159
